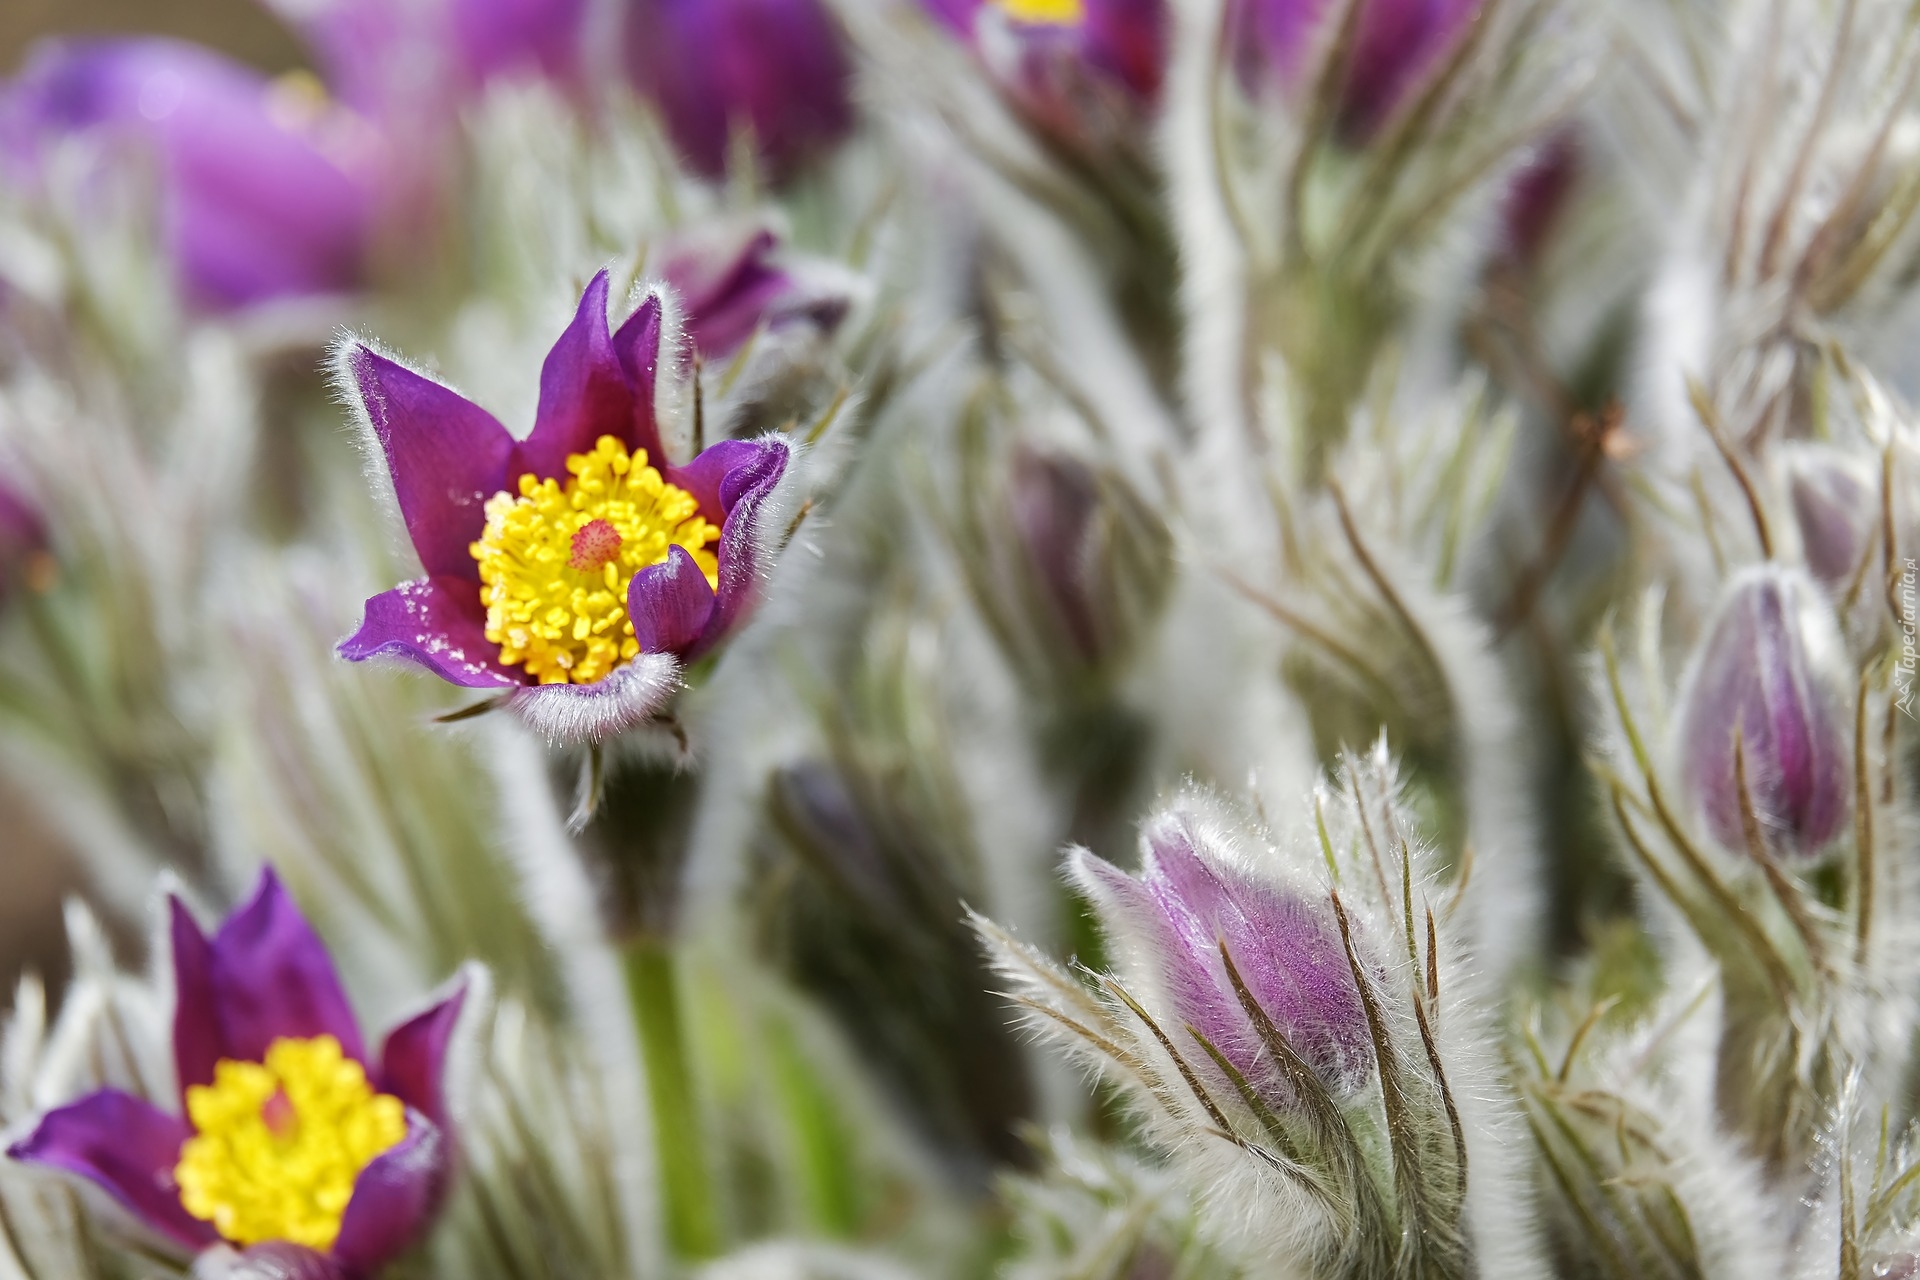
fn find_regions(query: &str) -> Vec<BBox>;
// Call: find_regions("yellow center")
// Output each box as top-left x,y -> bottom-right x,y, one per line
174,1036 -> 407,1252
995,0 -> 1084,24
469,436 -> 721,685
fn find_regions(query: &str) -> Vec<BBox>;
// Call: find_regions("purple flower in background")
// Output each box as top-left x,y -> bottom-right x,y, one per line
622,0 -> 854,183
1230,0 -> 1481,141
1678,567 -> 1852,859
1784,447 -> 1877,589
7,869 -> 465,1273
336,270 -> 792,743
923,0 -> 1166,145
1070,811 -> 1375,1101
1499,131 -> 1580,267
662,228 -> 853,361
0,39 -> 375,310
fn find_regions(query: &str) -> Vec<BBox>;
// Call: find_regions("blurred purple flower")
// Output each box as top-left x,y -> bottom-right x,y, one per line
0,39 -> 375,310
1785,448 -> 1876,589
1499,131 -> 1580,267
336,270 -> 791,743
1010,447 -> 1105,663
662,228 -> 853,361
923,0 -> 1166,146
1678,567 -> 1852,860
622,0 -> 854,183
1070,812 -> 1375,1102
8,869 -> 464,1272
1230,0 -> 1480,141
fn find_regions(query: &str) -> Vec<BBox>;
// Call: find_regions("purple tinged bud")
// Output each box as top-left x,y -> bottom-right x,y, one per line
0,38 -> 376,311
0,478 -> 50,604
1228,0 -> 1480,142
661,228 -> 852,361
622,0 -> 854,183
1073,815 -> 1375,1107
1499,131 -> 1580,267
1784,447 -> 1876,589
1677,567 -> 1852,860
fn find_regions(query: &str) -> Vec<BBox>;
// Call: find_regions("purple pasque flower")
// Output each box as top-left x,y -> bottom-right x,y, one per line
1677,566 -> 1852,860
336,270 -> 793,744
1069,810 -> 1375,1103
7,869 -> 465,1274
622,0 -> 854,183
662,228 -> 853,362
1783,446 -> 1877,590
0,38 -> 376,310
1229,0 -> 1481,142
924,0 -> 1166,146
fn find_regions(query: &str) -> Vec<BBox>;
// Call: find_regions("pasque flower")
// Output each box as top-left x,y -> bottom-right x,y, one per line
923,0 -> 1167,145
0,39 -> 375,310
7,869 -> 466,1273
622,0 -> 854,182
1677,566 -> 1852,859
1229,0 -> 1481,141
336,270 -> 792,743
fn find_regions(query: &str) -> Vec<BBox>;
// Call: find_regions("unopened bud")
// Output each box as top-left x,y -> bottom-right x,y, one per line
1783,446 -> 1876,588
1677,567 -> 1851,859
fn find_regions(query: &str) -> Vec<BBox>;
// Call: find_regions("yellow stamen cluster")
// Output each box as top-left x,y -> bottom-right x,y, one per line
470,436 -> 721,684
174,1035 -> 407,1251
996,0 -> 1085,24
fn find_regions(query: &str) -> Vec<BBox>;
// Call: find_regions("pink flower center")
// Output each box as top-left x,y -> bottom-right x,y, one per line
569,518 -> 625,572
260,1086 -> 297,1139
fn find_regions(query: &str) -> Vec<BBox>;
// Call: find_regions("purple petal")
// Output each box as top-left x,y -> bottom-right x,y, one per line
628,545 -> 717,657
194,868 -> 366,1068
169,896 -> 223,1099
515,272 -> 637,481
451,0 -> 588,88
504,651 -> 682,743
338,578 -> 524,689
6,1089 -> 214,1251
667,436 -> 789,661
377,982 -> 468,1128
622,0 -> 854,182
2,38 -> 373,310
612,291 -> 670,464
331,1113 -> 449,1272
342,343 -> 513,582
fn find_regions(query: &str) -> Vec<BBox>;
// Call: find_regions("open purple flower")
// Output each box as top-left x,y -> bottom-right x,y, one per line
0,38 -> 376,310
923,0 -> 1167,146
663,228 -> 853,362
622,0 -> 854,183
1678,566 -> 1852,860
1070,811 -> 1375,1104
336,270 -> 793,743
1229,0 -> 1481,141
7,869 -> 465,1274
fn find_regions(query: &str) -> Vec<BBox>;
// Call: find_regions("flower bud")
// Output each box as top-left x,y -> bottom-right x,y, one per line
1228,0 -> 1480,142
662,228 -> 853,362
1677,567 -> 1851,859
622,0 -> 854,183
0,477 -> 51,605
1070,813 -> 1376,1107
1783,445 -> 1876,589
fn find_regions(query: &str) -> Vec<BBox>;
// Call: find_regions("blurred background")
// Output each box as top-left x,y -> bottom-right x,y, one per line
0,0 -> 303,1003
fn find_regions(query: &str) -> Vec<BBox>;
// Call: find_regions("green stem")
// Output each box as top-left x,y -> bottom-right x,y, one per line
623,938 -> 721,1259
765,1017 -> 859,1237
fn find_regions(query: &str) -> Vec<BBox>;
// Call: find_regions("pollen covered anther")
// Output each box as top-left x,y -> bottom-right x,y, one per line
469,435 -> 720,685
173,1035 -> 407,1252
995,0 -> 1085,24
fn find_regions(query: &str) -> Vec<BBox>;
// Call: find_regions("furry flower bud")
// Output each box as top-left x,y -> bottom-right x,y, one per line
622,0 -> 854,182
1677,566 -> 1851,859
